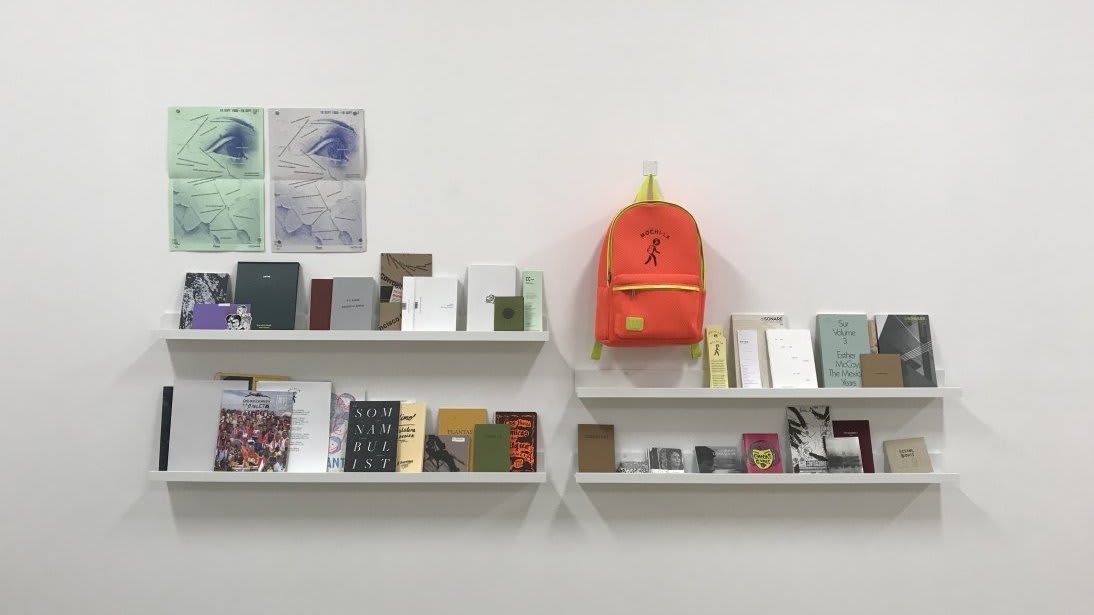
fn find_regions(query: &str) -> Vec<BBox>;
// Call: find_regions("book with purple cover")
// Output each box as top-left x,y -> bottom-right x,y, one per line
192,304 -> 252,330
832,419 -> 874,473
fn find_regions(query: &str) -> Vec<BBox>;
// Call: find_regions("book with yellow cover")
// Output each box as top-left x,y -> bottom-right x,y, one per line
437,408 -> 488,470
397,402 -> 426,472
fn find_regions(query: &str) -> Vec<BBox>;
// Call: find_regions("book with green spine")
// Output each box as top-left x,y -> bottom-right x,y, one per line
471,424 -> 511,472
816,313 -> 871,387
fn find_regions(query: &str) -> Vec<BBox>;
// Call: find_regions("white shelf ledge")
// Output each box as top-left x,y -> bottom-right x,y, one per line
575,472 -> 957,485
575,386 -> 957,400
150,471 -> 546,484
159,329 -> 549,342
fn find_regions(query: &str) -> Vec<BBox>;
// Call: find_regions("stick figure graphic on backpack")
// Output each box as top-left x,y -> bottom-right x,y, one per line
645,238 -> 661,266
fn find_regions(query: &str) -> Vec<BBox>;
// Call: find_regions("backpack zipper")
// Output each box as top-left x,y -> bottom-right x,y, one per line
613,284 -> 702,292
605,200 -> 705,288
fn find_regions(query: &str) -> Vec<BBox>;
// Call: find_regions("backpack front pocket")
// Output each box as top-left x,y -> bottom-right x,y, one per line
609,273 -> 704,342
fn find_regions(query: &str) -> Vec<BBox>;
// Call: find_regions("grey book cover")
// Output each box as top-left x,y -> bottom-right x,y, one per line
330,277 -> 377,330
787,405 -> 832,473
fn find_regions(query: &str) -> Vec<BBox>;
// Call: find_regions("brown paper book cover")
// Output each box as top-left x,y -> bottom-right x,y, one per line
380,253 -> 432,302
884,437 -> 933,473
437,407 -> 488,470
867,319 -> 879,354
378,303 -> 402,330
577,424 -> 616,472
860,354 -> 904,387
396,402 -> 426,472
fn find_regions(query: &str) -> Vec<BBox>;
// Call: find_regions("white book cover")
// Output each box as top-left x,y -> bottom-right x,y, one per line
256,381 -> 333,473
327,385 -> 366,472
736,329 -> 764,389
465,264 -> 518,331
730,313 -> 786,388
402,276 -> 458,331
766,329 -> 819,388
168,380 -> 248,471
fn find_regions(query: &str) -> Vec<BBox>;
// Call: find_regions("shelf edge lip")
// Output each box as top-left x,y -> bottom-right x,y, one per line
575,386 -> 959,400
157,330 -> 549,342
148,471 -> 547,484
573,472 -> 959,485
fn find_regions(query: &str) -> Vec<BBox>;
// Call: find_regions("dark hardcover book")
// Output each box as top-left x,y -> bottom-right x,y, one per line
493,297 -> 525,331
179,273 -> 230,329
158,386 -> 173,471
495,411 -> 537,472
309,279 -> 333,330
235,262 -> 301,330
787,405 -> 832,473
648,447 -> 685,472
423,435 -> 470,472
577,424 -> 616,472
833,419 -> 874,473
471,424 -> 511,472
875,314 -> 938,387
345,401 -> 399,472
695,446 -> 742,473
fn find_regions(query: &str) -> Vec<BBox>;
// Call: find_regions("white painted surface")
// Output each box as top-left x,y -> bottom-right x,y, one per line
3,1 -> 1092,613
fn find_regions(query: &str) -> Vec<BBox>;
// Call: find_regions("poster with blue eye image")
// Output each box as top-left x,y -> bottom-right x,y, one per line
167,107 -> 265,251
269,109 -> 365,252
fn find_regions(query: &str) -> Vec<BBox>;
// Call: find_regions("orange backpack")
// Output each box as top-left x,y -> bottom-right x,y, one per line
592,172 -> 706,359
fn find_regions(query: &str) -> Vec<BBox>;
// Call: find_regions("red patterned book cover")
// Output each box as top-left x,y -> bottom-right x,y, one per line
743,433 -> 783,473
495,412 -> 537,472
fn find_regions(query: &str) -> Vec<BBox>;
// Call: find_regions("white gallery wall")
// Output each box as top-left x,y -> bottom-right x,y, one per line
2,0 -> 1092,612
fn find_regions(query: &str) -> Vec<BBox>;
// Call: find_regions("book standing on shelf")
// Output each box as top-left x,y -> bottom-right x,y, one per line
616,451 -> 650,473
397,402 -> 426,472
402,276 -> 457,331
309,279 -> 333,330
787,405 -> 832,473
884,437 -> 933,473
424,435 -> 470,472
648,448 -> 685,473
743,433 -> 783,473
695,446 -> 742,473
471,424 -> 511,472
214,390 -> 294,472
816,314 -> 870,387
522,271 -> 544,332
169,380 -> 248,471
327,387 -> 365,472
824,437 -> 864,473
832,419 -> 874,473
493,297 -> 524,331
767,329 -> 819,388
256,380 -> 333,473
330,277 -> 378,330
860,354 -> 903,387
345,401 -> 399,472
495,411 -> 537,472
731,313 -> 786,388
179,273 -> 230,329
875,314 -> 937,387
235,262 -> 301,330
466,264 -> 518,332
578,424 -> 616,472
437,408 -> 487,470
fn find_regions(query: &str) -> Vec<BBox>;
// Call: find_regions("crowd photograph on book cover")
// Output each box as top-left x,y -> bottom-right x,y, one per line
214,390 -> 294,472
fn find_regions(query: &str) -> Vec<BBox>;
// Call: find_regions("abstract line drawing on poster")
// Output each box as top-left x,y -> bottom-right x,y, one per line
272,180 -> 364,252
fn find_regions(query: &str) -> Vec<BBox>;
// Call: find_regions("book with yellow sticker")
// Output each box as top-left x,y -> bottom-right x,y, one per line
743,433 -> 783,473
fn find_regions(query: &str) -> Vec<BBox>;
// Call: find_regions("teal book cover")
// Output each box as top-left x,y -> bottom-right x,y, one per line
816,314 -> 870,387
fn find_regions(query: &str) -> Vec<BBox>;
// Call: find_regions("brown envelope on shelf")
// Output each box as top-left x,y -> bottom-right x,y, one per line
378,303 -> 402,330
859,354 -> 903,387
577,424 -> 616,472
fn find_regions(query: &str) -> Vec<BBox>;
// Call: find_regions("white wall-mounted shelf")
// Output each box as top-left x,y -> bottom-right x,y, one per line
575,472 -> 957,485
575,386 -> 957,400
159,329 -> 549,342
149,471 -> 546,484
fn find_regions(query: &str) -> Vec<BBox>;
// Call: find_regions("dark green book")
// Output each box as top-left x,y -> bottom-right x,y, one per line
493,296 -> 524,331
234,262 -> 300,330
471,424 -> 511,472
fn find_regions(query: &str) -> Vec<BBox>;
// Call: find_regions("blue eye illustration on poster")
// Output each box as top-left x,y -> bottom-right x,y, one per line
268,108 -> 366,252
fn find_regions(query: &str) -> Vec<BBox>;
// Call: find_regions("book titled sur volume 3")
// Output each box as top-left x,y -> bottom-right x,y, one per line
235,262 -> 301,330
816,313 -> 871,387
345,401 -> 399,471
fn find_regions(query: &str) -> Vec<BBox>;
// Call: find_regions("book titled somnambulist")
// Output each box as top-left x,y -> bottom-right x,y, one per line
345,401 -> 399,472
